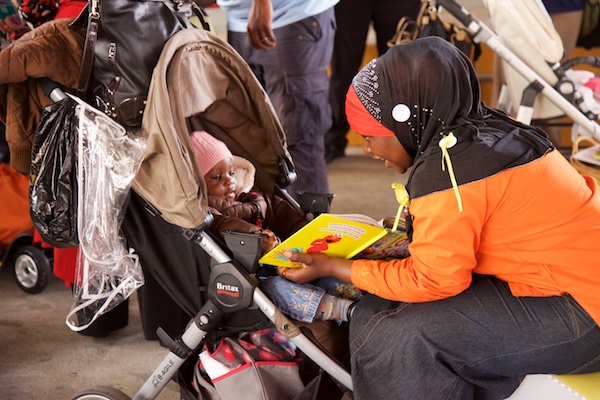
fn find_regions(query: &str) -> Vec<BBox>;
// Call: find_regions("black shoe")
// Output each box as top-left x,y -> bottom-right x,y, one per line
325,147 -> 345,164
346,301 -> 357,322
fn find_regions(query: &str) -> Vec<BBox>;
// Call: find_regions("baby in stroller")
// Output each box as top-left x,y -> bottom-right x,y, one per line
69,27 -> 354,399
190,129 -> 358,324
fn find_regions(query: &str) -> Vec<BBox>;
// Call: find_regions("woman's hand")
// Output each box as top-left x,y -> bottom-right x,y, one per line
276,250 -> 353,284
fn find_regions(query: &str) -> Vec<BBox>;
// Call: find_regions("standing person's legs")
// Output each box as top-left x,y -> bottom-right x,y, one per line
229,14 -> 334,197
350,275 -> 600,400
257,10 -> 335,197
372,0 -> 421,57
325,0 -> 373,163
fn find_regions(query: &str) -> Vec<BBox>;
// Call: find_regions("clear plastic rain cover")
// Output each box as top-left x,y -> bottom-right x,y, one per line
65,96 -> 147,331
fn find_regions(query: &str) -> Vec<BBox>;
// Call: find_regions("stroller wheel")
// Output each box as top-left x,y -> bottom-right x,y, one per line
70,386 -> 131,400
12,244 -> 50,294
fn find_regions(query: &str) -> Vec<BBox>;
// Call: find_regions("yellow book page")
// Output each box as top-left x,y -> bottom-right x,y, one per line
258,213 -> 387,268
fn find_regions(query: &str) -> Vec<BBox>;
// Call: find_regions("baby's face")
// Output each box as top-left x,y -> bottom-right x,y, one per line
204,158 -> 237,201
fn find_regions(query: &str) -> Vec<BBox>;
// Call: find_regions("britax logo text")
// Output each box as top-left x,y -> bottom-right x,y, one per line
216,283 -> 240,298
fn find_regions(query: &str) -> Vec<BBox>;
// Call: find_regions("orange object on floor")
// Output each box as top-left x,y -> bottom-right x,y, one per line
0,164 -> 33,247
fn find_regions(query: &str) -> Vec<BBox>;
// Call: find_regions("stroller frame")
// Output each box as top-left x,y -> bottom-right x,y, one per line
62,24 -> 353,397
435,0 -> 600,142
129,229 -> 353,400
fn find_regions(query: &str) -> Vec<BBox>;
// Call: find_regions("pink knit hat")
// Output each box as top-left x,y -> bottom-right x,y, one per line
190,130 -> 233,174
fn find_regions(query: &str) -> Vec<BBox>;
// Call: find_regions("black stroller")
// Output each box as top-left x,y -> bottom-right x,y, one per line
68,28 -> 351,400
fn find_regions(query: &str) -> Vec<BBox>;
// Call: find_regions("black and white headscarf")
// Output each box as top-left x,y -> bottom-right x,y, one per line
349,36 -> 554,199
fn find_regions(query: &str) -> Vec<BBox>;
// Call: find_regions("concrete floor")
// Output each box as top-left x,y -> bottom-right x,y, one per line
0,147 -> 402,400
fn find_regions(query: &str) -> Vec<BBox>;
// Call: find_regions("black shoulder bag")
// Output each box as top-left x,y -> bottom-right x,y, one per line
74,0 -> 210,127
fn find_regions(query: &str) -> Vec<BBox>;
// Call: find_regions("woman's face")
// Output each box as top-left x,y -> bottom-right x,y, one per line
362,135 -> 413,174
204,158 -> 237,200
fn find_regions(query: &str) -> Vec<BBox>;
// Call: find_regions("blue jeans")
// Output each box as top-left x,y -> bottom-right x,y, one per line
349,275 -> 600,400
228,9 -> 335,198
260,276 -> 361,323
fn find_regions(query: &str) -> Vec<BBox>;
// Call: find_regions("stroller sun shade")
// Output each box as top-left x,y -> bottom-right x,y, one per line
483,0 -> 567,120
125,28 -> 296,326
133,28 -> 294,230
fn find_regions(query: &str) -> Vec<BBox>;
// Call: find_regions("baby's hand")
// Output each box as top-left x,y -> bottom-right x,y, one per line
260,229 -> 280,254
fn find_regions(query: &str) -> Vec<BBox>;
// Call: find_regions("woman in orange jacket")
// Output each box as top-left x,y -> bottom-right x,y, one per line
278,36 -> 600,399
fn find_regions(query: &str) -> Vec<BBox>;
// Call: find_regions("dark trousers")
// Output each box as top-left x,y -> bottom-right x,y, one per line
229,9 -> 336,197
325,0 -> 421,154
350,275 -> 600,400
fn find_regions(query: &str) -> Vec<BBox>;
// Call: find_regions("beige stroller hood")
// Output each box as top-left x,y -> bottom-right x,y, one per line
484,0 -> 565,120
435,0 -> 600,140
133,28 -> 293,229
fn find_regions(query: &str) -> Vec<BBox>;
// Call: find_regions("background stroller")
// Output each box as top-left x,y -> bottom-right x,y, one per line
0,162 -> 53,294
69,27 -> 352,400
434,0 -> 600,141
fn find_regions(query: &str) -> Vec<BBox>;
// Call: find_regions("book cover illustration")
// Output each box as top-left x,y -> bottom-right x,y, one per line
356,229 -> 410,260
258,213 -> 388,268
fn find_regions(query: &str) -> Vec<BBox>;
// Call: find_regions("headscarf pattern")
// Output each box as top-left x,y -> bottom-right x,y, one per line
349,36 -> 554,199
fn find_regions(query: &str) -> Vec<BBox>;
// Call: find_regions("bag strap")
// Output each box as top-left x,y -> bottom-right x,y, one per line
77,0 -> 100,98
386,17 -> 416,47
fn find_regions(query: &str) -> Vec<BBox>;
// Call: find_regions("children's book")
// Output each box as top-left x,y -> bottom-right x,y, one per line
355,229 -> 410,260
332,213 -> 410,260
258,213 -> 388,268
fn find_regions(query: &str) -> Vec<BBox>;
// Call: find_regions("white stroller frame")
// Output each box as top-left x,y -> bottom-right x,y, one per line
435,0 -> 600,142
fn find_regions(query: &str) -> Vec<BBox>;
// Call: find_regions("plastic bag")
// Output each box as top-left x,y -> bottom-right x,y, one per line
29,98 -> 79,248
65,97 -> 147,331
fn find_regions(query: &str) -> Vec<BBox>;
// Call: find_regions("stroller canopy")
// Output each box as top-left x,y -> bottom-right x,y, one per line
484,0 -> 566,119
133,28 -> 293,229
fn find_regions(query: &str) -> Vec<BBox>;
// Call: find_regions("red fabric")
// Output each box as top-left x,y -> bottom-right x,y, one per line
32,229 -> 53,249
55,0 -> 88,19
52,246 -> 78,285
32,230 -> 77,286
345,85 -> 394,137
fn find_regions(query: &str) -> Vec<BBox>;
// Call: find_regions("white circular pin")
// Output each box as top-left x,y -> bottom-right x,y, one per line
439,134 -> 457,149
392,104 -> 411,123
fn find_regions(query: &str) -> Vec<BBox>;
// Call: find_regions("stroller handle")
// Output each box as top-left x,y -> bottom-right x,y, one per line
435,0 -> 474,30
39,78 -> 67,102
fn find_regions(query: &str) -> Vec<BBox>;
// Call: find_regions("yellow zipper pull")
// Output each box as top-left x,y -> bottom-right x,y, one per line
391,182 -> 410,232
439,132 -> 463,212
